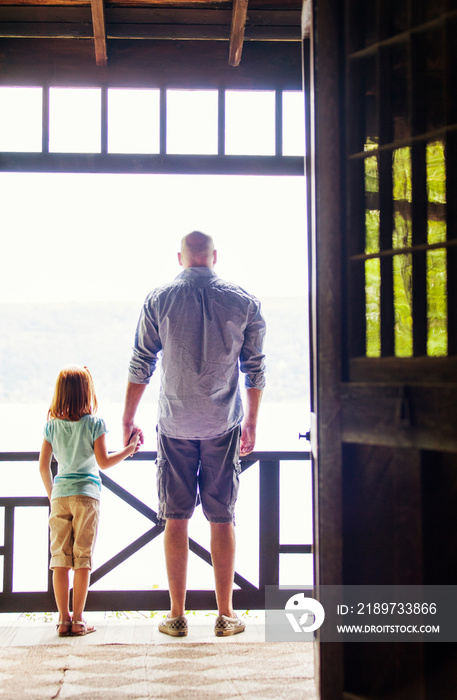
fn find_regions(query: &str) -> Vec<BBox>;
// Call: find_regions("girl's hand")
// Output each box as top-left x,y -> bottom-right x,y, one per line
123,422 -> 144,449
128,430 -> 141,454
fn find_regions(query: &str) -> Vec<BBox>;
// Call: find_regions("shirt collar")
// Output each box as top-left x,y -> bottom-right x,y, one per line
176,267 -> 218,280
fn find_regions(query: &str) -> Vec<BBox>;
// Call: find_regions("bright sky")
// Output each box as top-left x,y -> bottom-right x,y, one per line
0,172 -> 307,304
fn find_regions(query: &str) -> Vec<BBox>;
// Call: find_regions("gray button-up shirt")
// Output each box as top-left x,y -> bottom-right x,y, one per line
128,266 -> 266,440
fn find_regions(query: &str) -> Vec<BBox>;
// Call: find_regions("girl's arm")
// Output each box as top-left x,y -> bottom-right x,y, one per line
39,439 -> 54,502
94,432 -> 139,470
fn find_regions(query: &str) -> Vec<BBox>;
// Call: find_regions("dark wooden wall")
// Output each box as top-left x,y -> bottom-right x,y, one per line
308,0 -> 457,697
0,39 -> 302,89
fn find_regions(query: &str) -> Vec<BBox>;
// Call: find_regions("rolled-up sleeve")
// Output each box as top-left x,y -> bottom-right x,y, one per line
240,301 -> 266,390
128,296 -> 162,384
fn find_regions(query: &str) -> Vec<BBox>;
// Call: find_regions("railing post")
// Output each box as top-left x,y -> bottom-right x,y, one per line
259,459 -> 280,589
3,507 -> 14,594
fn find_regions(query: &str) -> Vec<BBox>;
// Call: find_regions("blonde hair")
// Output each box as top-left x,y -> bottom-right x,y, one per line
48,365 -> 98,421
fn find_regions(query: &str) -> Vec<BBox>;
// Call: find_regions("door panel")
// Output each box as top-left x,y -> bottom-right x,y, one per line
306,0 -> 457,697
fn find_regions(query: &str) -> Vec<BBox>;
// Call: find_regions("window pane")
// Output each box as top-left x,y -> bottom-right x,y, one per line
108,89 -> 160,154
49,88 -> 101,153
282,91 -> 305,156
225,90 -> 275,156
427,248 -> 447,356
280,553 -> 313,586
365,155 -> 379,254
392,147 -> 412,249
365,258 -> 381,357
13,506 -> 49,592
427,140 -> 446,245
166,90 -> 218,155
393,253 -> 413,357
389,42 -> 409,143
0,87 -> 42,152
280,462 -> 312,544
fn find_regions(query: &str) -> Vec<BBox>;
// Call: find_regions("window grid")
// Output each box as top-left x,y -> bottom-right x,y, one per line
0,86 -> 304,167
346,1 -> 456,369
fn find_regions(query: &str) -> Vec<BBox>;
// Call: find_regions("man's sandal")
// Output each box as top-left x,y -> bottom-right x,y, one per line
56,620 -> 72,637
71,620 -> 96,636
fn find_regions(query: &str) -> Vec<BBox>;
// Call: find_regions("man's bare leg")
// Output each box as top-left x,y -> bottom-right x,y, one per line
210,522 -> 236,618
164,518 -> 189,618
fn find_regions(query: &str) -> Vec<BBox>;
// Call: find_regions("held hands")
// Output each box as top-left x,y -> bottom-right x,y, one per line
126,428 -> 144,456
127,430 -> 142,455
124,424 -> 144,455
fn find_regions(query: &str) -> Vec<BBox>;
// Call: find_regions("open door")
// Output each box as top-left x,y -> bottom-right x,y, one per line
305,0 -> 457,697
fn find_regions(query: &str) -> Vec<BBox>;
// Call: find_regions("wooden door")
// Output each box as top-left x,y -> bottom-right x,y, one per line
305,0 -> 457,697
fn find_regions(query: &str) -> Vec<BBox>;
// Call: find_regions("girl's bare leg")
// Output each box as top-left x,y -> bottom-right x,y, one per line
53,567 -> 71,628
72,567 -> 91,623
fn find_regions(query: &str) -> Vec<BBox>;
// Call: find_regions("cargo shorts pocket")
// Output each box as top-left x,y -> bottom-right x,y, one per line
229,459 -> 242,510
156,458 -> 168,502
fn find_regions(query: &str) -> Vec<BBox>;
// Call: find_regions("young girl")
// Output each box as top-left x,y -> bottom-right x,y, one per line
39,365 -> 139,637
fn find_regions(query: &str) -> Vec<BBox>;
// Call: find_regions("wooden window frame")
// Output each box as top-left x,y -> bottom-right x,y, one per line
344,4 -> 457,383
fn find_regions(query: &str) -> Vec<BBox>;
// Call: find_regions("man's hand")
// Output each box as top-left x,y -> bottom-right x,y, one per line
240,387 -> 263,456
240,422 -> 256,456
123,422 -> 144,451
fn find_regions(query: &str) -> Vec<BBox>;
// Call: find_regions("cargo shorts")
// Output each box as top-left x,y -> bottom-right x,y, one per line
49,495 -> 100,570
156,426 -> 241,525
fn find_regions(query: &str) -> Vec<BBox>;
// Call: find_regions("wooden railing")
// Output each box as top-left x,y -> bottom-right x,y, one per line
0,450 -> 311,613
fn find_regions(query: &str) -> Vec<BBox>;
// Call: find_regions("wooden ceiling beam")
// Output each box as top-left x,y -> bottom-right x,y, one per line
229,0 -> 248,67
91,0 -> 107,66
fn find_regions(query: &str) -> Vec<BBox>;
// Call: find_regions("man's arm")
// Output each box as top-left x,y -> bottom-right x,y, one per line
122,381 -> 147,447
240,387 -> 263,456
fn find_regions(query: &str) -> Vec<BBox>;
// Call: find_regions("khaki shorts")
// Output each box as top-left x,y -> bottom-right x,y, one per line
156,426 -> 241,525
49,496 -> 100,570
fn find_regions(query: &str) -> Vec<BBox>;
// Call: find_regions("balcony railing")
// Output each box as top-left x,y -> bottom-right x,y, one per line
0,450 -> 311,613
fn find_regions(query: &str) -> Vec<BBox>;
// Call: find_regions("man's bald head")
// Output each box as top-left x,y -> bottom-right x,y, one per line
178,231 -> 217,268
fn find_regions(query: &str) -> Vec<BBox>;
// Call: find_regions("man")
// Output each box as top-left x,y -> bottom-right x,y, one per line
122,231 -> 266,637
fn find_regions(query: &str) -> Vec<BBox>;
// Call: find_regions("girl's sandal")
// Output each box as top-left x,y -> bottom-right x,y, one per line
56,620 -> 72,637
71,620 -> 96,637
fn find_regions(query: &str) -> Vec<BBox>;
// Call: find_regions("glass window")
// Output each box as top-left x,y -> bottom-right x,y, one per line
49,88 -> 101,153
365,155 -> 380,254
108,89 -> 160,154
392,147 -> 412,249
282,91 -> 305,156
365,258 -> 381,357
427,248 -> 447,356
427,140 -> 446,245
225,90 -> 275,156
166,90 -> 218,155
0,87 -> 42,152
393,253 -> 413,357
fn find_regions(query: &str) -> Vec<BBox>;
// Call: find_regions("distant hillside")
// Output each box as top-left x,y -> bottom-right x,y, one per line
0,297 -> 309,404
